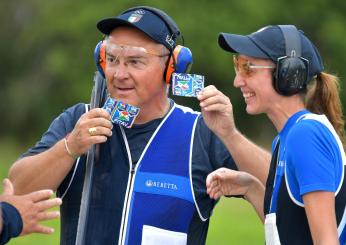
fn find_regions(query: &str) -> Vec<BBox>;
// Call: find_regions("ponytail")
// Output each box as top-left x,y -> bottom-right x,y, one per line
306,72 -> 345,147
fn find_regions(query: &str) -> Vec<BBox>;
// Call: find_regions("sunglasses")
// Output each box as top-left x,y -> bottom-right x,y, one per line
233,55 -> 275,77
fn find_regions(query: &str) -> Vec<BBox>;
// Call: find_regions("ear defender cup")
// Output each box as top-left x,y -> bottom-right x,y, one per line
94,40 -> 106,78
274,25 -> 309,96
275,56 -> 308,95
164,45 -> 193,83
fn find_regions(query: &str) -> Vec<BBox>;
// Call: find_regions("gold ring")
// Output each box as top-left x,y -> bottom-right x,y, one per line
88,127 -> 97,136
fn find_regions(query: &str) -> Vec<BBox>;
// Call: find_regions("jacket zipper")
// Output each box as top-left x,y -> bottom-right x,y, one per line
118,127 -> 136,245
119,164 -> 135,245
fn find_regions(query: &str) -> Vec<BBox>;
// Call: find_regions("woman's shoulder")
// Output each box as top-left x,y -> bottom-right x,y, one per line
288,113 -> 332,142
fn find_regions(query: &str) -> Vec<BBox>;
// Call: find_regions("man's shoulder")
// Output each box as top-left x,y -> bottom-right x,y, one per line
169,101 -> 212,137
63,103 -> 88,115
58,103 -> 88,123
174,103 -> 200,115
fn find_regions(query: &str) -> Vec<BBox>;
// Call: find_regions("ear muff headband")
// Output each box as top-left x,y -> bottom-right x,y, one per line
280,25 -> 302,57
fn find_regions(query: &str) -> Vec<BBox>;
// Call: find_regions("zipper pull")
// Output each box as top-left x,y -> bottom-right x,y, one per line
130,164 -> 135,174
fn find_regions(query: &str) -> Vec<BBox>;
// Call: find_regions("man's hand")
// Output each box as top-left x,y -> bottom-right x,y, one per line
0,178 -> 62,235
66,108 -> 113,156
197,85 -> 237,139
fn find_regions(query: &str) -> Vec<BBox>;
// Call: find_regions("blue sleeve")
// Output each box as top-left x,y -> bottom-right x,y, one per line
286,120 -> 339,196
21,103 -> 86,158
0,202 -> 23,245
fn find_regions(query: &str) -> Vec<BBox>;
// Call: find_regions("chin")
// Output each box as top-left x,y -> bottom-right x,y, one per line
110,94 -> 136,106
246,106 -> 261,115
120,98 -> 137,106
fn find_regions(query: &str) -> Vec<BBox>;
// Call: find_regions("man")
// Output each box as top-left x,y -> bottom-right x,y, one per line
0,178 -> 61,244
9,6 -> 270,244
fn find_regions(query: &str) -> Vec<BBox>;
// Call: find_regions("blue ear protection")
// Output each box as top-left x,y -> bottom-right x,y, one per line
94,6 -> 193,83
94,40 -> 106,78
164,44 -> 192,83
274,25 -> 309,96
174,45 -> 193,72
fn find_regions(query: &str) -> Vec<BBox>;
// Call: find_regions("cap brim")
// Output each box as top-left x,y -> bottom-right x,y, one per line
218,33 -> 269,59
97,18 -> 141,35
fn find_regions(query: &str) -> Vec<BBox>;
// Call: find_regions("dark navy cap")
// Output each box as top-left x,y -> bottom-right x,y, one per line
97,6 -> 179,51
218,25 -> 324,82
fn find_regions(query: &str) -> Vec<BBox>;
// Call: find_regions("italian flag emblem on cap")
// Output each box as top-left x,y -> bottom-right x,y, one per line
128,13 -> 142,23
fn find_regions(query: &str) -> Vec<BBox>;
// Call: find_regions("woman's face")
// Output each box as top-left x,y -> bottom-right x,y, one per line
233,55 -> 279,115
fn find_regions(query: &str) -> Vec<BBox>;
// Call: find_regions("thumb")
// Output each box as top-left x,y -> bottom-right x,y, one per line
206,172 -> 218,187
2,178 -> 14,195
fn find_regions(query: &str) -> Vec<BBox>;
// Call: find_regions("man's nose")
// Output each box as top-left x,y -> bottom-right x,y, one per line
114,62 -> 129,79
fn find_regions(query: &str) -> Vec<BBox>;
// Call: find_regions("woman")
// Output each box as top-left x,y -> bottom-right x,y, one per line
198,25 -> 345,244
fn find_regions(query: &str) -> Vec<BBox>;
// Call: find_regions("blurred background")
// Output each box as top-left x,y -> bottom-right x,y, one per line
0,0 -> 345,244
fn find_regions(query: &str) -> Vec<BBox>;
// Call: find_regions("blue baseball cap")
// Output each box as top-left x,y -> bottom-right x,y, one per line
97,6 -> 179,51
218,25 -> 324,82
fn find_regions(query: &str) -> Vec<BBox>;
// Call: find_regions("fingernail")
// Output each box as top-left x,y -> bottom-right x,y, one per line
57,198 -> 62,205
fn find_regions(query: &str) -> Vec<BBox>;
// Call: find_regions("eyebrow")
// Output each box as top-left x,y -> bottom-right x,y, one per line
127,54 -> 147,59
106,52 -> 151,63
105,51 -> 116,58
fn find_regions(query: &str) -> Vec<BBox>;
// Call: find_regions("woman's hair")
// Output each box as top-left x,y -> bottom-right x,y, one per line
306,72 -> 345,147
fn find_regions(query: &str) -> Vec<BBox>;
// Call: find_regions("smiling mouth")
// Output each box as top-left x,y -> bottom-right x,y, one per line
115,86 -> 135,93
118,87 -> 133,91
243,92 -> 255,100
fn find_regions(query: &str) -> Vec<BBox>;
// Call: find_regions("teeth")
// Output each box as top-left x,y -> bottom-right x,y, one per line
243,92 -> 255,99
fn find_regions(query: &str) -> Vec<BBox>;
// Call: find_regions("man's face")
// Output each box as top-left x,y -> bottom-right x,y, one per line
105,26 -> 169,110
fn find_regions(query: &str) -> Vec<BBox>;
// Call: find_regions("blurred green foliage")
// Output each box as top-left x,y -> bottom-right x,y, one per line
1,0 -> 345,145
1,0 -> 346,244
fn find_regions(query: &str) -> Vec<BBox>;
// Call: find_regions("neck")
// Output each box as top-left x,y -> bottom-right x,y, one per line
267,95 -> 306,132
135,97 -> 170,124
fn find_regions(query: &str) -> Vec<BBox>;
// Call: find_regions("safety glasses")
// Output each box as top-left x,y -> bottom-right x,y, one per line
105,43 -> 169,70
233,55 -> 275,77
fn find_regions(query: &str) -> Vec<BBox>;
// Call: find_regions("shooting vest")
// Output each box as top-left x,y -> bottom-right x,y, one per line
119,104 -> 200,245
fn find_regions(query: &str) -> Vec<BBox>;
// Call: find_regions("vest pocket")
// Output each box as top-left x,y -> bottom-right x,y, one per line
141,225 -> 187,245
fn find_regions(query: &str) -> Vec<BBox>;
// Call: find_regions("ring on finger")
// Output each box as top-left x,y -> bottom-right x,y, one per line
88,127 -> 97,136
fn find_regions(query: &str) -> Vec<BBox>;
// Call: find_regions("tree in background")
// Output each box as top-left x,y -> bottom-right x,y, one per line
0,0 -> 345,146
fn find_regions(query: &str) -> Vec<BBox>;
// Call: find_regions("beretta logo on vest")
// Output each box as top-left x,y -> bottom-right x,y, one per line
145,179 -> 178,190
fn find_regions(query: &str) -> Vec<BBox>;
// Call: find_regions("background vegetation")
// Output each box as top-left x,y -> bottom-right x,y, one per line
0,0 -> 345,244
